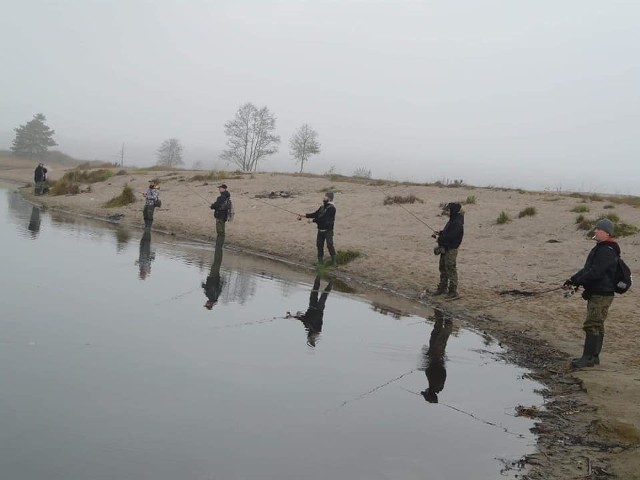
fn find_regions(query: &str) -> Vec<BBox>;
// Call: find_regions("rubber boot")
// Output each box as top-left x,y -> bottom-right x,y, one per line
446,287 -> 459,299
331,255 -> 337,267
571,334 -> 598,368
317,256 -> 324,266
593,335 -> 604,366
433,285 -> 447,296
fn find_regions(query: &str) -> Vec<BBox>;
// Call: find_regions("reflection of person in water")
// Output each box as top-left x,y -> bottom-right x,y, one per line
202,237 -> 225,310
135,229 -> 155,280
289,275 -> 333,347
27,206 -> 41,239
420,309 -> 453,403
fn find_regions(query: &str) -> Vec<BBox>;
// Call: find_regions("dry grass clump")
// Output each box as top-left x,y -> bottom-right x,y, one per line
383,194 -> 424,205
63,169 -> 114,184
518,207 -> 537,218
572,204 -> 590,213
50,177 -> 80,195
496,211 -> 511,224
104,185 -> 136,208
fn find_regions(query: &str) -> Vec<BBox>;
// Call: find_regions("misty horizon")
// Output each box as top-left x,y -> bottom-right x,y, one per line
2,1 -> 638,194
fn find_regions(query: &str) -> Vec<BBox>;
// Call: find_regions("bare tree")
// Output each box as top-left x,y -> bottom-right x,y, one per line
221,103 -> 280,172
289,124 -> 321,173
156,138 -> 184,167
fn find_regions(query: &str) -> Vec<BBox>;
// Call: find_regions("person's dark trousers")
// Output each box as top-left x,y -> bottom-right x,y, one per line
216,218 -> 226,238
143,205 -> 155,228
316,230 -> 336,264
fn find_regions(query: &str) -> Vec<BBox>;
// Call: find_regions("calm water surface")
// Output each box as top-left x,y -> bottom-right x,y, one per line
0,187 -> 542,480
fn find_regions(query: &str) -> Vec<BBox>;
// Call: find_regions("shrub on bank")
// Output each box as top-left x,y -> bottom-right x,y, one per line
104,185 -> 136,208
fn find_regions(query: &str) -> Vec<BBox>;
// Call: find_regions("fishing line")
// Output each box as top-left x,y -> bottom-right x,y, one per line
399,387 -> 525,438
254,197 -> 303,218
378,186 -> 438,233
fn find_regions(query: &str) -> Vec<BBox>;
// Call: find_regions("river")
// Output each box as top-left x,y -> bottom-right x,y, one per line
0,186 -> 542,480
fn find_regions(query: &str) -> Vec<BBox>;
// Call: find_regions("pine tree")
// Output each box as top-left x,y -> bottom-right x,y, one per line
11,113 -> 58,159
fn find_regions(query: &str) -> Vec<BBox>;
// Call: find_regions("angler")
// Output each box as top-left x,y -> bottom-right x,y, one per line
142,180 -> 161,229
210,183 -> 232,239
33,162 -> 47,196
563,218 -> 625,368
432,202 -> 464,298
303,191 -> 337,267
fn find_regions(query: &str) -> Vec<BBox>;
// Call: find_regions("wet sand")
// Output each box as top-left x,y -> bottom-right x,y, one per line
2,158 -> 640,479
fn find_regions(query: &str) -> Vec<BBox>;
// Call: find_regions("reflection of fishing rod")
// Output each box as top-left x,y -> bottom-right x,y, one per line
254,197 -> 303,219
324,369 -> 416,414
378,187 -> 437,233
470,286 -> 565,311
399,387 -> 525,438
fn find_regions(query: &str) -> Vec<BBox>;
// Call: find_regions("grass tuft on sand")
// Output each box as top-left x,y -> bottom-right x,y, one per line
104,185 -> 136,208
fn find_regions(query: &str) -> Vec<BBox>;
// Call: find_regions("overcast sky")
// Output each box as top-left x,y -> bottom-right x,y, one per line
2,1 -> 638,193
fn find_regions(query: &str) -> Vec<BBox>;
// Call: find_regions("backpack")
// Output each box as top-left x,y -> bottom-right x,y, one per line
614,256 -> 632,294
226,199 -> 234,222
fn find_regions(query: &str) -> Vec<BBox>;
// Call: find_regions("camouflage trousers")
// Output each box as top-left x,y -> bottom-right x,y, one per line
438,248 -> 458,290
583,294 -> 614,336
216,218 -> 226,238
143,205 -> 155,228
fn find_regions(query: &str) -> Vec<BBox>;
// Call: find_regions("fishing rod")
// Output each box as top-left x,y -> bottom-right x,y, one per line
324,369 -> 416,414
378,186 -> 438,233
254,197 -> 303,219
188,186 -> 212,204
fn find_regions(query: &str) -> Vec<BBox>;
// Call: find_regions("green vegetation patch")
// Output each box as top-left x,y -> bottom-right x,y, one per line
104,185 -> 136,208
572,205 -> 590,213
496,211 -> 511,225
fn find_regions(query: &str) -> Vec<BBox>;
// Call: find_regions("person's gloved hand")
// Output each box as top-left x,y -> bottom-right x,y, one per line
562,279 -> 574,289
210,203 -> 215,210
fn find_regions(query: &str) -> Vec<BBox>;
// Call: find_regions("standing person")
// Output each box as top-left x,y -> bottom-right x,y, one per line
303,192 -> 337,266
563,219 -> 619,368
210,183 -> 231,239
142,180 -> 160,229
34,162 -> 47,195
432,202 -> 464,298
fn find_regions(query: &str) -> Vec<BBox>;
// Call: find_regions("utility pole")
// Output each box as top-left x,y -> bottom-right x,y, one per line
119,143 -> 125,167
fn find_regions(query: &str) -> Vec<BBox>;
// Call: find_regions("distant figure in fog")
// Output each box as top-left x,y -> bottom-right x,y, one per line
142,180 -> 160,229
203,237 -> 225,310
27,206 -> 41,238
289,275 -> 333,347
420,309 -> 453,403
135,229 -> 155,280
34,162 -> 47,195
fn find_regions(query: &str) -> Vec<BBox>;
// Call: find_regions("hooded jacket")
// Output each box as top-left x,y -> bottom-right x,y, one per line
571,240 -> 620,295
438,204 -> 464,250
211,190 -> 231,221
306,202 -> 336,230
34,165 -> 47,182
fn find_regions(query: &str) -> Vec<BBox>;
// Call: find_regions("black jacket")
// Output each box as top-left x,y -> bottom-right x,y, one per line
571,240 -> 620,296
210,191 -> 231,221
34,165 -> 47,182
306,202 -> 336,230
438,207 -> 464,250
